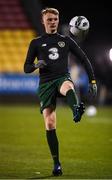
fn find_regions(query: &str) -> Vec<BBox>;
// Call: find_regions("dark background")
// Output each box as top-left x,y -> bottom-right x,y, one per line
41,0 -> 112,89
40,1 -> 112,42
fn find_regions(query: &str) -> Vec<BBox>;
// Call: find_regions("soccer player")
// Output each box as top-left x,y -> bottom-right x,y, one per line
24,7 -> 97,176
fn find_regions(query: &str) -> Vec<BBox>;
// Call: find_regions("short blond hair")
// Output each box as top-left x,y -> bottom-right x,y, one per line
41,7 -> 59,17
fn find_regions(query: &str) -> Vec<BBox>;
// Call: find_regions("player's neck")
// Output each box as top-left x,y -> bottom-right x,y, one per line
46,29 -> 57,34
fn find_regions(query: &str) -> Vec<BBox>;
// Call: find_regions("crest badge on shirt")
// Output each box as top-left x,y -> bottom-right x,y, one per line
58,41 -> 65,47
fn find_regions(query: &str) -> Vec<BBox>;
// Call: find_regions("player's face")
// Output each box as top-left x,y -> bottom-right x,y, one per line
42,13 -> 59,34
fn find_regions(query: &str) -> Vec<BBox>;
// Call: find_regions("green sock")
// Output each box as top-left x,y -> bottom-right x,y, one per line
46,129 -> 60,165
66,89 -> 79,111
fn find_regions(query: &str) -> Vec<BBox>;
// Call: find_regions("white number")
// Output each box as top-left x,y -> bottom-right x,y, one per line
48,47 -> 59,60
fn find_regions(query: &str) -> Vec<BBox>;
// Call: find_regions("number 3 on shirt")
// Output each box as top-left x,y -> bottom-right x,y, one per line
48,47 -> 59,60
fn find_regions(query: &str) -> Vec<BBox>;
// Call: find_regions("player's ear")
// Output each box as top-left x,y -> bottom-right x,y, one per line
41,16 -> 44,24
41,13 -> 45,24
41,17 -> 44,24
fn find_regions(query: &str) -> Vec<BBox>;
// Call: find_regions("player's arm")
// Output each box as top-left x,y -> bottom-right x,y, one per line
24,39 -> 37,73
24,39 -> 46,73
67,37 -> 97,97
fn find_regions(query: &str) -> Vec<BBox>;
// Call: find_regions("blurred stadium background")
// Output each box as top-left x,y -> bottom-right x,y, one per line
0,0 -> 112,179
0,0 -> 112,105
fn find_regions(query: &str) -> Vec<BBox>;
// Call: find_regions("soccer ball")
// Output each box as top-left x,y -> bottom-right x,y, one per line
85,105 -> 97,117
69,16 -> 90,42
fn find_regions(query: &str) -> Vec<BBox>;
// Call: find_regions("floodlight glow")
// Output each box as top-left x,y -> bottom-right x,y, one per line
109,48 -> 112,61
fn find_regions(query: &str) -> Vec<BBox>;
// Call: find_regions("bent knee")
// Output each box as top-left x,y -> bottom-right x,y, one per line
60,81 -> 74,96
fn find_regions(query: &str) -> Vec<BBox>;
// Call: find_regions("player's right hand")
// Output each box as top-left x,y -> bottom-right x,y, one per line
35,60 -> 47,69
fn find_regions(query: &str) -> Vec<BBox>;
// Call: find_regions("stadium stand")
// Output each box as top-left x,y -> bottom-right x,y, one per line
0,0 -> 36,72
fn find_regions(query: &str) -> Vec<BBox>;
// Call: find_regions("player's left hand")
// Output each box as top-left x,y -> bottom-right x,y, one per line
88,80 -> 97,97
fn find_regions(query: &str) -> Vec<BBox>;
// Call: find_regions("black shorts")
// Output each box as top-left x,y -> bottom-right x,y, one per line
37,74 -> 73,113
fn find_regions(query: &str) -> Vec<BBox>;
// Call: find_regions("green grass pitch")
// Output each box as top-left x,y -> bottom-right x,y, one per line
0,105 -> 112,179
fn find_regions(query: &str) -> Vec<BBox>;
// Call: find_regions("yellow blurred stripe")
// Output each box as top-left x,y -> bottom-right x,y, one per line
0,30 -> 36,73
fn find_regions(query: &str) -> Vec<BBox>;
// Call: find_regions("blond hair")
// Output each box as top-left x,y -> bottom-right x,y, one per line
41,7 -> 59,17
